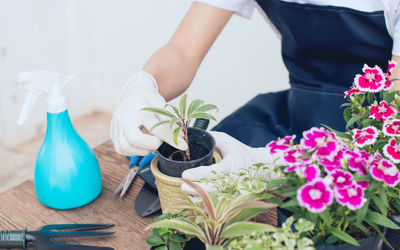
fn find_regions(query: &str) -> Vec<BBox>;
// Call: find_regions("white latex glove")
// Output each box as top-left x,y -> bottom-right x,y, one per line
181,131 -> 282,195
111,71 -> 188,156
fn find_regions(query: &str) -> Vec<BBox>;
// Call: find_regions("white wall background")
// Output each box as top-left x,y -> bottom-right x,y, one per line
0,0 -> 289,147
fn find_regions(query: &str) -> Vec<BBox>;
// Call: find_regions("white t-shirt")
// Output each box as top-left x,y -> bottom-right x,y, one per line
195,0 -> 400,56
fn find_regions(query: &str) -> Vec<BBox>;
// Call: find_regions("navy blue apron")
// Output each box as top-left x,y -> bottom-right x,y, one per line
213,0 -> 393,147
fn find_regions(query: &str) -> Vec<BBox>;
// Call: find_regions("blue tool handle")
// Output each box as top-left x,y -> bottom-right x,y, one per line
0,230 -> 26,249
139,152 -> 157,168
128,155 -> 142,168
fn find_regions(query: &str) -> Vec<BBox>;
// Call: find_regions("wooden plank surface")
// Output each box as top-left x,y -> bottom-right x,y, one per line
0,140 -> 277,249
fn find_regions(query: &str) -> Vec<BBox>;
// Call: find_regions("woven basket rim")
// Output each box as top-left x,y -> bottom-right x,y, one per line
150,151 -> 221,186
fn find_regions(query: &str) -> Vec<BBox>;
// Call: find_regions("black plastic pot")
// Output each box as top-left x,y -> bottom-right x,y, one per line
277,208 -> 384,250
157,127 -> 215,178
383,215 -> 400,250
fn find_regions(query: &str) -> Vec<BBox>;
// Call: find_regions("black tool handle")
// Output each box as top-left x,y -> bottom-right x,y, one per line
193,118 -> 210,130
0,230 -> 26,249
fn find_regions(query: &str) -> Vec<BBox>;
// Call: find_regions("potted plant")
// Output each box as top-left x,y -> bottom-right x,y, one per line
143,94 -> 219,213
327,61 -> 400,249
146,179 -> 277,250
266,126 -> 400,249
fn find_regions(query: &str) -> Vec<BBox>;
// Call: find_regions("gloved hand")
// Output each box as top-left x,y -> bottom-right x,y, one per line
181,131 -> 282,195
111,71 -> 188,156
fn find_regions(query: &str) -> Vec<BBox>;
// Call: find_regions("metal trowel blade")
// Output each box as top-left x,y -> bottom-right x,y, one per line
135,183 -> 161,217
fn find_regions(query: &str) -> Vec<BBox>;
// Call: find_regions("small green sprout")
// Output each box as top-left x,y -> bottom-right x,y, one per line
142,94 -> 217,161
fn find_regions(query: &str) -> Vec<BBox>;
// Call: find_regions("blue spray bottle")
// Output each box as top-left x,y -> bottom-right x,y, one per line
17,71 -> 102,209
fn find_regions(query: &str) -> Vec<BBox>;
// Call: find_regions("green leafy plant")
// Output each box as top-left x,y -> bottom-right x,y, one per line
146,209 -> 193,250
142,94 -> 217,161
226,216 -> 315,250
201,163 -> 282,200
146,179 -> 277,250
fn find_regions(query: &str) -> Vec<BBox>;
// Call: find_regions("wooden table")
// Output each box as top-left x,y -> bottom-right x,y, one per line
0,141 -> 277,250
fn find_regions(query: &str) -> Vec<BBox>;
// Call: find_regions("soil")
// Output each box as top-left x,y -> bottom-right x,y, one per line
169,143 -> 209,161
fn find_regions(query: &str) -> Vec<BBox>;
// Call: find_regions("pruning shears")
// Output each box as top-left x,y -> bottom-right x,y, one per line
114,152 -> 157,198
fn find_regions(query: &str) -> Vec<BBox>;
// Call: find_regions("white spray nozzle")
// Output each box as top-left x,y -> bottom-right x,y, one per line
17,71 -> 74,126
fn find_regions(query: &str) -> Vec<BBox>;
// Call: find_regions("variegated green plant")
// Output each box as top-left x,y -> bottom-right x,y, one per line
142,94 -> 217,161
226,216 -> 315,250
145,179 -> 277,250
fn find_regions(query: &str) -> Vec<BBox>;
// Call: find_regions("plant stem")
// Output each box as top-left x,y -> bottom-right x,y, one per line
183,127 -> 191,161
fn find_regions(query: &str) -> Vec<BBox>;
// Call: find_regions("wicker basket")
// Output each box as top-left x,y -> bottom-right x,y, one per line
150,152 -> 221,214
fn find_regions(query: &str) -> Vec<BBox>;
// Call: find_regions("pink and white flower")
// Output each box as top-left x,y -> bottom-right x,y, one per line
301,127 -> 335,150
318,149 -> 345,172
297,179 -> 334,213
383,78 -> 393,90
387,60 -> 397,77
354,64 -> 385,92
383,119 -> 400,137
370,159 -> 400,187
329,170 -> 353,189
335,184 -> 366,210
344,88 -> 364,98
283,148 -> 305,164
267,135 -> 295,154
383,138 -> 400,163
369,101 -> 396,121
284,163 -> 320,182
352,126 -> 378,147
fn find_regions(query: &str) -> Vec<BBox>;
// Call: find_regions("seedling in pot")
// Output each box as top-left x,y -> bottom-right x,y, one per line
142,94 -> 217,161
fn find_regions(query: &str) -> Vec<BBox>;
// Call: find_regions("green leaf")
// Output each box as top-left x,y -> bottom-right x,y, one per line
346,114 -> 362,129
322,124 -> 352,141
365,210 -> 400,229
155,246 -> 168,250
273,187 -> 297,197
187,99 -> 203,116
169,117 -> 180,129
146,218 -> 205,241
179,94 -> 188,118
195,104 -> 218,113
226,208 -> 268,226
266,178 -> 289,189
166,104 -> 181,118
343,108 -> 352,122
326,227 -> 359,246
154,213 -> 172,222
366,221 -> 393,250
220,221 -> 276,238
171,234 -> 187,243
188,112 -> 216,121
142,107 -> 176,118
356,200 -> 369,223
146,233 -> 164,246
372,196 -> 388,217
150,120 -> 170,132
367,92 -> 375,105
340,103 -> 352,108
280,198 -> 298,208
172,127 -> 182,146
353,222 -> 371,238
169,241 -> 182,250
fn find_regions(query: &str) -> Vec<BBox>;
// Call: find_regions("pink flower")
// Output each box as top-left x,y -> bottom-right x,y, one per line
297,179 -> 333,213
345,150 -> 367,172
383,138 -> 400,163
383,119 -> 400,137
387,60 -> 397,77
383,78 -> 393,90
352,126 -> 378,147
330,170 -> 353,189
354,64 -> 385,92
285,164 -> 321,182
318,149 -> 345,172
267,135 -> 295,154
283,148 -> 305,164
369,101 -> 396,121
301,127 -> 336,150
344,88 -> 364,98
335,184 -> 366,210
316,141 -> 340,159
370,159 -> 400,187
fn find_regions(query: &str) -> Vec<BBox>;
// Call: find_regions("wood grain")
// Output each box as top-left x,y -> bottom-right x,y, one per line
0,141 -> 277,249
